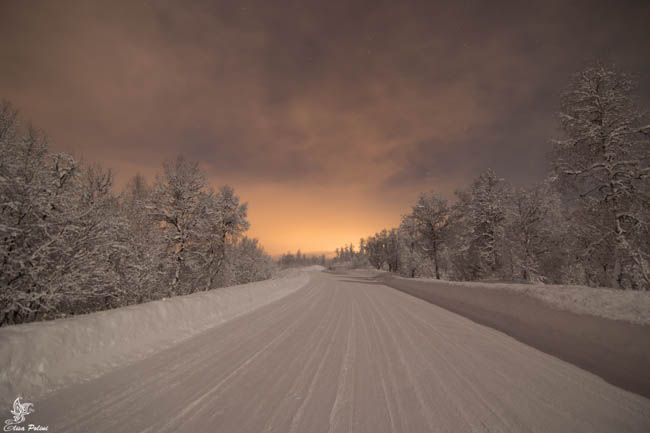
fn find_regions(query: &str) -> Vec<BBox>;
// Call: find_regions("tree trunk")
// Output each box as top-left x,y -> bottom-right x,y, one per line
171,223 -> 184,295
433,239 -> 440,280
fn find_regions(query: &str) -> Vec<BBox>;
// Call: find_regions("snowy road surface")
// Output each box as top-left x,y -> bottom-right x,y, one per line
30,271 -> 650,432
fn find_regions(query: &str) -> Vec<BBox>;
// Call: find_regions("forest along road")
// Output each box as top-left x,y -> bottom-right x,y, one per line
31,270 -> 650,433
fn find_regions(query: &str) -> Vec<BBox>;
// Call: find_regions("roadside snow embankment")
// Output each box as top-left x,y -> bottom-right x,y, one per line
406,277 -> 650,325
376,271 -> 650,397
352,268 -> 650,325
0,267 -> 320,401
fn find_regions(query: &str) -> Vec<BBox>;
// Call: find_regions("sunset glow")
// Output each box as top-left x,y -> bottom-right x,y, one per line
2,1 -> 648,255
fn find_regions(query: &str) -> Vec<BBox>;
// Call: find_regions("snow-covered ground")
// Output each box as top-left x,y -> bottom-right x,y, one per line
344,269 -> 650,325
0,267 -> 322,401
23,270 -> 650,432
402,276 -> 650,325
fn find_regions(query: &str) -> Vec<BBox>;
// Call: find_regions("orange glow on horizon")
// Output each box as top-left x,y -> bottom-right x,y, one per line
106,164 -> 457,257
220,182 -> 409,256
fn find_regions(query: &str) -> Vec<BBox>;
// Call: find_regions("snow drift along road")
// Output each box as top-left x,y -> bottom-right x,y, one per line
376,271 -> 650,398
0,267 -> 320,402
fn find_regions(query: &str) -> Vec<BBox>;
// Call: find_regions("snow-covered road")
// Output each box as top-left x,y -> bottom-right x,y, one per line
27,271 -> 650,432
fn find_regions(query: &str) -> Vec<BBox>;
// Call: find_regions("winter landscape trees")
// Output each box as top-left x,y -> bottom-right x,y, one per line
404,193 -> 449,279
553,65 -> 650,289
279,250 -> 326,267
0,102 -> 274,325
334,65 -> 649,290
2,63 -> 648,326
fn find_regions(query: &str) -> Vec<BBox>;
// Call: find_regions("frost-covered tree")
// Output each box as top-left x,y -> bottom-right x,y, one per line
280,251 -> 296,266
148,156 -> 207,294
398,214 -> 428,278
364,229 -> 400,272
447,170 -> 508,280
60,163 -> 129,312
196,185 -> 249,290
502,181 -> 568,282
385,229 -> 400,272
118,174 -> 165,302
0,102 -> 129,323
279,250 -> 324,267
0,112 -> 66,323
553,65 -> 650,289
0,101 -> 277,326
147,158 -> 253,294
221,237 -> 275,285
364,234 -> 383,269
405,192 -> 449,279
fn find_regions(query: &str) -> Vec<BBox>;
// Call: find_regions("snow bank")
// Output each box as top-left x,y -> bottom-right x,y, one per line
345,269 -> 650,325
0,268 -> 319,401
403,276 -> 650,325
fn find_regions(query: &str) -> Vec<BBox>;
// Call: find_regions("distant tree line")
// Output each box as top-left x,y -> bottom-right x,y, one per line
334,65 -> 650,290
278,250 -> 326,268
0,102 -> 275,325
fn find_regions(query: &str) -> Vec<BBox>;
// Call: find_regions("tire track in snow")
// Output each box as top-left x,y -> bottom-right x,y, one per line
149,283 -> 326,433
354,287 -> 399,433
327,296 -> 357,433
359,283 -> 438,432
284,287 -> 348,433
387,284 -> 650,431
28,271 -> 650,433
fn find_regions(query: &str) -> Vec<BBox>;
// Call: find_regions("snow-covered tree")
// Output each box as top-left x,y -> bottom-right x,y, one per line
118,174 -> 165,302
447,170 -> 508,280
385,229 -> 400,272
279,250 -> 324,267
0,102 -> 129,323
364,229 -> 400,272
502,181 -> 568,282
148,156 -> 207,295
222,237 -> 276,284
196,185 -> 249,290
553,65 -> 650,289
1,101 -> 279,326
405,192 -> 449,279
364,234 -> 383,269
398,214 -> 428,278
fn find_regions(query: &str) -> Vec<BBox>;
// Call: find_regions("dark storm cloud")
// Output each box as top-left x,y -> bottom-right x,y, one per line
1,0 -> 649,252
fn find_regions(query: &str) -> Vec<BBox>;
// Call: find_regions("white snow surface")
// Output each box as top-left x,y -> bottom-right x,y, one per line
351,269 -> 650,325
23,271 -> 650,432
0,267 -> 321,401
404,276 -> 650,325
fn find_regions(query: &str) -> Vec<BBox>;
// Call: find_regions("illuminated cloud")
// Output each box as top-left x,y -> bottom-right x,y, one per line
1,0 -> 648,254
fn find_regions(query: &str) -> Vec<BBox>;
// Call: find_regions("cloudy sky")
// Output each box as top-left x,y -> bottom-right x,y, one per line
1,0 -> 649,254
